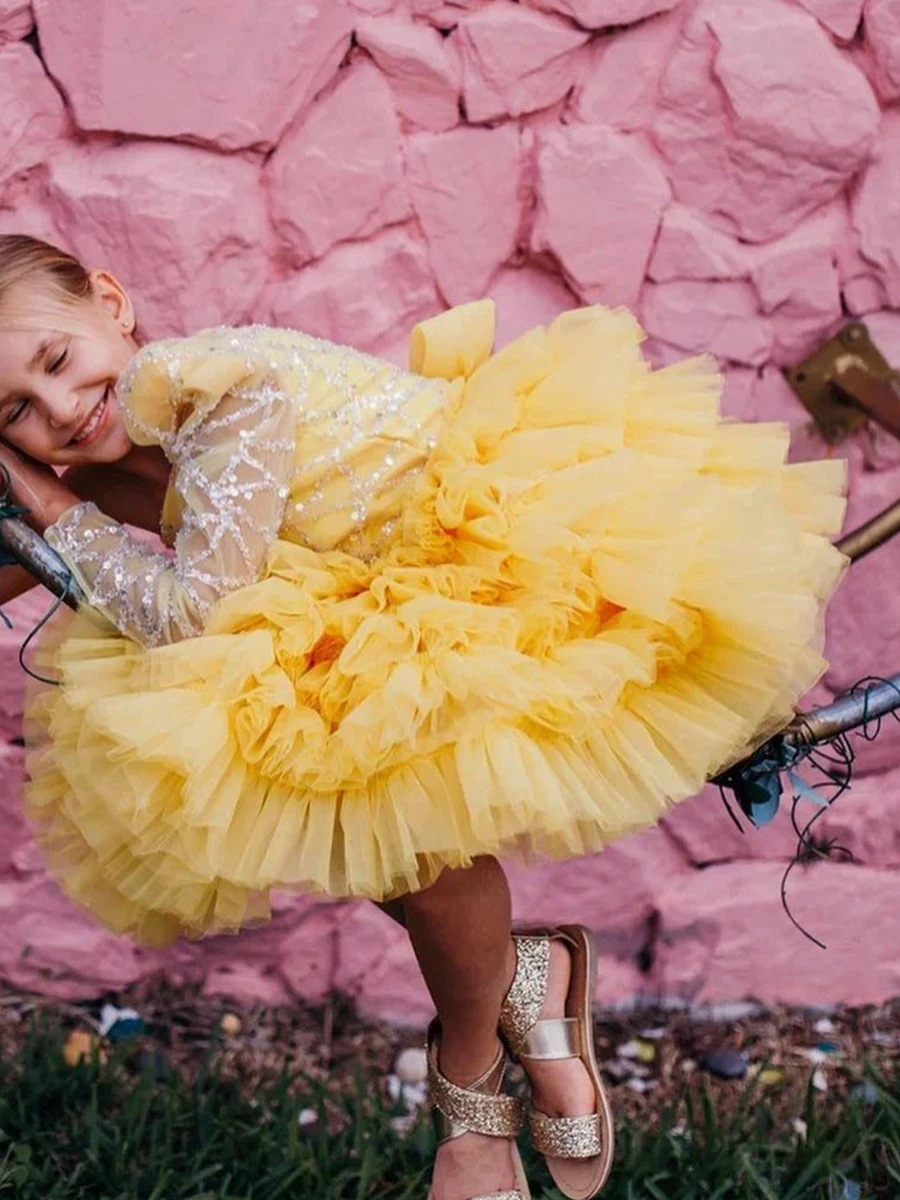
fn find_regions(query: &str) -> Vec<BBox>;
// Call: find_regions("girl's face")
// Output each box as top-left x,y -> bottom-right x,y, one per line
0,270 -> 137,466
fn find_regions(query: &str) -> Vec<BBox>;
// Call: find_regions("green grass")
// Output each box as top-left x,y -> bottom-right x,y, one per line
0,1017 -> 897,1199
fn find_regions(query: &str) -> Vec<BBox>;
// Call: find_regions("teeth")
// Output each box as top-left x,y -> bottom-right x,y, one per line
73,395 -> 106,443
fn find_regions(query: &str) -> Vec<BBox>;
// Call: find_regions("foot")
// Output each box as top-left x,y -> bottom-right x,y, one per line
431,1131 -> 519,1200
429,1043 -> 522,1200
517,939 -> 597,1122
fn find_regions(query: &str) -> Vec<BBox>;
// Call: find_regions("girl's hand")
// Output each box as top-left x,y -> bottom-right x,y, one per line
0,441 -> 82,534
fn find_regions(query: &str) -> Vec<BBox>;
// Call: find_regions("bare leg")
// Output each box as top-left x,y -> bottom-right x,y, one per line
401,856 -> 518,1200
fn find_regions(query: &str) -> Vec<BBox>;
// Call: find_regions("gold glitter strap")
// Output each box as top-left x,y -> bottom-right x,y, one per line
429,1061 -> 525,1142
528,1110 -> 604,1159
499,935 -> 550,1055
427,1024 -> 525,1145
470,1193 -> 525,1200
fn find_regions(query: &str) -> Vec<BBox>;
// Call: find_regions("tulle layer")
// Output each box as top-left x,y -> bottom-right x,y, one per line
22,304 -> 847,946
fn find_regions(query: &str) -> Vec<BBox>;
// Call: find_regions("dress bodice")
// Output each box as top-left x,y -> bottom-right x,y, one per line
121,324 -> 452,558
44,301 -> 496,647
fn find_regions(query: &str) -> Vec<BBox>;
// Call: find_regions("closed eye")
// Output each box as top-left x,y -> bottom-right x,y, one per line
4,398 -> 29,425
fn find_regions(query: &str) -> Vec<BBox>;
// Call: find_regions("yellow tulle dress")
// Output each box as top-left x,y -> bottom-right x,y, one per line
21,300 -> 847,947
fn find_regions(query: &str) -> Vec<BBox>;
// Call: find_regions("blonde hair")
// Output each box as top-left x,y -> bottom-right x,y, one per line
0,234 -> 92,308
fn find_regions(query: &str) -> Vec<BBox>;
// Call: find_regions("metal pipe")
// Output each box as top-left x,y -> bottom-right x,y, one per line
784,673 -> 900,749
0,516 -> 84,610
835,498 -> 900,563
833,359 -> 900,442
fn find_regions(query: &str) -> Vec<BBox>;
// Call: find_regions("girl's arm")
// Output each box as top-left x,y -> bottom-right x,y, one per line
0,467 -> 164,609
43,350 -> 297,648
61,464 -> 168,535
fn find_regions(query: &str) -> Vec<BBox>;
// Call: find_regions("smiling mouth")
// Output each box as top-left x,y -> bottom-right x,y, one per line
69,387 -> 111,446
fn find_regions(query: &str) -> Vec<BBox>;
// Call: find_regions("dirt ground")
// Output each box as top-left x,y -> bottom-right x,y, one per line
1,977 -> 897,1129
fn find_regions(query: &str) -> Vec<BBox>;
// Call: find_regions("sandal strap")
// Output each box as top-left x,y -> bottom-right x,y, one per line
499,935 -> 550,1055
516,1015 -> 585,1061
469,1193 -> 525,1200
529,1109 -> 604,1160
427,1023 -> 525,1144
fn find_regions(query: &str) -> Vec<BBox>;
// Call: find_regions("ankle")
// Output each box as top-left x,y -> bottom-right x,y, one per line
437,1033 -> 504,1088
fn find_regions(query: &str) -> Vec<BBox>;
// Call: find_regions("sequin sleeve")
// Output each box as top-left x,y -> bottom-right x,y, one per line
44,362 -> 296,648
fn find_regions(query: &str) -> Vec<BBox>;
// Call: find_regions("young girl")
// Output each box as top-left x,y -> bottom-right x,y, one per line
0,234 -> 846,1200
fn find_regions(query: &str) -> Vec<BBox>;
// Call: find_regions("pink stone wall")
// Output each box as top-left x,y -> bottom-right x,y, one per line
1,0 -> 899,1021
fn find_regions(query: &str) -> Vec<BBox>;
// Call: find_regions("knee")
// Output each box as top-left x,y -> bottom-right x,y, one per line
402,856 -> 501,916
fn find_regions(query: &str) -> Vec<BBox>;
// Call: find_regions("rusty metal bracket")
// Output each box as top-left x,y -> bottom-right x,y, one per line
786,321 -> 900,444
786,321 -> 900,562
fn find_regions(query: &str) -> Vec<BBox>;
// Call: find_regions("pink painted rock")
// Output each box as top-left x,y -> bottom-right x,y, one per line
523,0 -> 682,25
453,1 -> 590,122
271,903 -> 339,1004
334,889 -> 648,1016
0,1 -> 31,41
638,338 -> 687,370
749,364 -> 817,429
851,110 -> 900,308
842,275 -> 889,317
752,245 -> 842,369
652,860 -> 900,1005
823,456 -> 900,694
373,260 -> 577,365
349,0 -> 398,11
854,328 -> 900,462
487,263 -> 579,347
46,141 -> 269,340
662,783 -> 804,865
508,827 -> 690,957
860,309 -> 900,370
0,877 -> 149,999
266,225 -> 440,351
654,0 -> 879,242
649,204 -> 753,282
407,125 -> 522,304
334,902 -> 434,1025
864,0 -> 900,100
357,16 -> 461,131
572,6 -> 686,131
412,0 -> 494,28
0,177 -> 63,246
791,0 -> 864,37
200,892 -> 329,970
648,202 -> 844,365
0,43 -> 67,190
0,746 -> 30,878
0,588 -> 51,739
267,61 -> 411,269
719,368 -> 758,422
33,0 -> 353,151
533,125 -> 671,307
815,770 -> 900,868
836,200 -> 889,315
202,961 -> 294,1007
641,280 -> 774,367
653,200 -> 846,284
593,954 -> 647,1007
834,711 -> 900,778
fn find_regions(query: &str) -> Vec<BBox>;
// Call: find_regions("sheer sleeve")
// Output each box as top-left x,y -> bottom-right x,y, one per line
44,340 -> 297,648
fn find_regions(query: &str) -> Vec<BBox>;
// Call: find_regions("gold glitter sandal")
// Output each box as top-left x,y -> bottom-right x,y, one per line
426,1018 -> 531,1200
498,926 -> 614,1200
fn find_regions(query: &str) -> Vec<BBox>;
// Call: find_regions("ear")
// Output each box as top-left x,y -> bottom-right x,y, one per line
88,269 -> 136,335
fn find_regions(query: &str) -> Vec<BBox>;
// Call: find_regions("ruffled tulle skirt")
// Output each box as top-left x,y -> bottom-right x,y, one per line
22,304 -> 847,946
